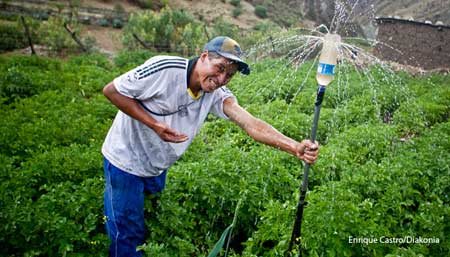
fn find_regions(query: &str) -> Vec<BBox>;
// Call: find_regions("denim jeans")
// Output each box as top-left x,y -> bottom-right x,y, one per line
103,157 -> 167,257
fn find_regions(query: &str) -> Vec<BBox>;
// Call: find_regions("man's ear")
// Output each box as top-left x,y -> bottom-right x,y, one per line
199,51 -> 208,62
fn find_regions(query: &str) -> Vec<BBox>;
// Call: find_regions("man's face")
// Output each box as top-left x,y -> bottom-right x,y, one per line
199,52 -> 238,92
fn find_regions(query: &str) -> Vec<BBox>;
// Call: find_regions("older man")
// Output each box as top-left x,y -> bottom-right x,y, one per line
101,36 -> 319,256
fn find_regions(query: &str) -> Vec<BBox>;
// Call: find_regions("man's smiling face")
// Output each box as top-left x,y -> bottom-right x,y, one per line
198,52 -> 238,93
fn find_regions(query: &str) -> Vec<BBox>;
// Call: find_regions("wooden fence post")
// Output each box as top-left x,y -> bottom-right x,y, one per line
20,16 -> 36,55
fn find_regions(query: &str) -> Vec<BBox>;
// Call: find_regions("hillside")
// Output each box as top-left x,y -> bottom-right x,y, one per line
63,0 -> 450,49
1,0 -> 449,54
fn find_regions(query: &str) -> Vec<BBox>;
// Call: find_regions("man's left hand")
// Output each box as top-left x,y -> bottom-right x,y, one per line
295,140 -> 319,164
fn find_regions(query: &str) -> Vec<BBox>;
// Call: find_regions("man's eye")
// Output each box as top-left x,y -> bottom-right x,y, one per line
217,65 -> 225,73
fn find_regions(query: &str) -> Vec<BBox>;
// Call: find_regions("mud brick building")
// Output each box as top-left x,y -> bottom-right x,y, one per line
375,17 -> 450,70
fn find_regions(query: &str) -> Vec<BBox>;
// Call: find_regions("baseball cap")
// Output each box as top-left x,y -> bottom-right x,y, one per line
203,36 -> 250,75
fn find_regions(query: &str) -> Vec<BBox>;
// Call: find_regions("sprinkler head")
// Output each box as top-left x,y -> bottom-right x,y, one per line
316,33 -> 341,86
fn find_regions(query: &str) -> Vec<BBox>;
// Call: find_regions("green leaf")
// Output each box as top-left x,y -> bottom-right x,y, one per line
207,225 -> 233,257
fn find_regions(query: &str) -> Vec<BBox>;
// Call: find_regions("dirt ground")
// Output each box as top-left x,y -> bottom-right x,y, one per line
78,0 -> 136,54
82,25 -> 124,55
79,0 -> 139,12
170,0 -> 263,29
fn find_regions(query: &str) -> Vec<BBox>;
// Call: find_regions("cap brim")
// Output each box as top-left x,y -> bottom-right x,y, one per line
216,51 -> 250,75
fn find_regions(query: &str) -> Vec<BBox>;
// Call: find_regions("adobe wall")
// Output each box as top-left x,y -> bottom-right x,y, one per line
374,18 -> 450,70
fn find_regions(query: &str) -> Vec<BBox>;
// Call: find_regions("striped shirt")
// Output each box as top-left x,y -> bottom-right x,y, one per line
102,55 -> 235,177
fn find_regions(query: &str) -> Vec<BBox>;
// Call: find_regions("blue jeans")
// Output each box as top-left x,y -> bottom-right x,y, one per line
103,157 -> 167,257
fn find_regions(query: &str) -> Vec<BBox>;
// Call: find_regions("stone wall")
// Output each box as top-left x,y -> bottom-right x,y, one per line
375,17 -> 450,70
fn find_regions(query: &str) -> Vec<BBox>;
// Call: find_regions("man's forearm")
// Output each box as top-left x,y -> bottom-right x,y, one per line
103,82 -> 160,129
244,118 -> 298,155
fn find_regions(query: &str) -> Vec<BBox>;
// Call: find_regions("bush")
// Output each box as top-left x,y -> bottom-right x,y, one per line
232,6 -> 243,17
38,17 -> 79,53
113,49 -> 156,70
122,7 -> 205,55
112,18 -> 124,28
0,56 -> 63,103
98,18 -> 110,27
0,22 -> 26,52
254,5 -> 268,18
230,0 -> 240,7
209,16 -> 240,41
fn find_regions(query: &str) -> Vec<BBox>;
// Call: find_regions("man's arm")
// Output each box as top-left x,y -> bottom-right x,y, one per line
103,81 -> 188,143
223,97 -> 319,163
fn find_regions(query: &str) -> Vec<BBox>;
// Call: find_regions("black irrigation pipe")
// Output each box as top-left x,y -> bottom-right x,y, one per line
286,85 -> 326,257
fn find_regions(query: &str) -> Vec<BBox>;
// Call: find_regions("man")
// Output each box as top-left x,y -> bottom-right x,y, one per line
102,36 -> 319,256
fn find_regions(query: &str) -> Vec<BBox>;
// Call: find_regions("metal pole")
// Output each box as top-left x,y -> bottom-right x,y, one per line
286,85 -> 326,257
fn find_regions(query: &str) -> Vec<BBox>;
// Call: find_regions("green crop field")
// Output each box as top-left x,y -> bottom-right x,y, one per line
0,52 -> 449,257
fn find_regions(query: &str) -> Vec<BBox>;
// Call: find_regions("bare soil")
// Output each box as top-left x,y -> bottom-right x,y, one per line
82,25 -> 123,55
78,0 -> 140,12
170,0 -> 263,29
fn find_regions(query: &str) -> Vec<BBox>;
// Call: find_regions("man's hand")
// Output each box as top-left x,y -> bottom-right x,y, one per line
153,122 -> 189,143
295,140 -> 319,164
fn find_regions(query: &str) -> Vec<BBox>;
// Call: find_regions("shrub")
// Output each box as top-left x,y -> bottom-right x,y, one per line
0,22 -> 26,52
98,18 -> 110,27
114,49 -> 156,70
122,7 -> 205,55
38,17 -> 80,53
232,6 -> 243,17
209,16 -> 240,41
254,5 -> 268,18
112,18 -> 124,28
230,0 -> 240,7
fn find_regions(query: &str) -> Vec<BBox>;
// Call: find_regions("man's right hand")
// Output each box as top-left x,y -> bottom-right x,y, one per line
153,122 -> 189,143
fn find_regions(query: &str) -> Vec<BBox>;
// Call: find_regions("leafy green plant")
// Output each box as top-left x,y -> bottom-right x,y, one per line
209,16 -> 240,40
113,49 -> 156,70
122,7 -> 205,55
38,17 -> 80,54
232,6 -> 243,18
254,5 -> 268,19
0,22 -> 27,52
230,0 -> 241,7
0,52 -> 448,257
98,18 -> 110,27
112,18 -> 124,28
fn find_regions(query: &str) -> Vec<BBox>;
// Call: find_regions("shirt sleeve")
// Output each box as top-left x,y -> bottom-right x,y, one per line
113,57 -> 185,100
209,86 -> 237,120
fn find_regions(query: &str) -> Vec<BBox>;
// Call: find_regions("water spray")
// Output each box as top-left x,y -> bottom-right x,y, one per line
287,33 -> 341,257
